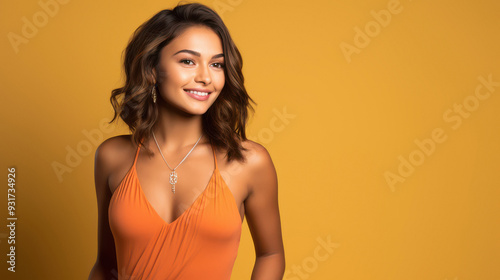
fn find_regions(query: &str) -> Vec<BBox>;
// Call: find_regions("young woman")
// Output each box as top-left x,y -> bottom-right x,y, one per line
88,3 -> 285,279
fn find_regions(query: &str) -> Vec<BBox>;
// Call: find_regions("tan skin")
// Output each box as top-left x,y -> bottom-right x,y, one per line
88,25 -> 285,279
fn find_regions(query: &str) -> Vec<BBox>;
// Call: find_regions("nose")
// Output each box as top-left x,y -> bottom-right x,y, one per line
195,64 -> 211,85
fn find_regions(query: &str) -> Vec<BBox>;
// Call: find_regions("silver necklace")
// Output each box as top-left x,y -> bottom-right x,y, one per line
152,131 -> 203,194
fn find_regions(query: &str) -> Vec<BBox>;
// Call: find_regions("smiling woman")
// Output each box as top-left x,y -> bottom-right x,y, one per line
154,25 -> 226,112
88,2 -> 285,280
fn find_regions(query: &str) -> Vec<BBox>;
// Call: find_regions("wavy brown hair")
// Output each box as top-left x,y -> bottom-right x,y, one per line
109,2 -> 256,162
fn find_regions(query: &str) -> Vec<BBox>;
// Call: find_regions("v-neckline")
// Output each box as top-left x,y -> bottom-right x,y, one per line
134,143 -> 218,226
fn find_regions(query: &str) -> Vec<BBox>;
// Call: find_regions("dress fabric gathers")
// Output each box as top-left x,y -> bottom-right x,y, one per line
108,143 -> 242,279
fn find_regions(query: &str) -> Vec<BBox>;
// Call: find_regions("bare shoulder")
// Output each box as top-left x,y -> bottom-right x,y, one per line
240,140 -> 278,194
95,134 -> 135,169
240,140 -> 274,166
94,134 -> 135,191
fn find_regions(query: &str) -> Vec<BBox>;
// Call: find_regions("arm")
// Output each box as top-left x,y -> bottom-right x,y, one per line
88,140 -> 118,279
244,143 -> 285,279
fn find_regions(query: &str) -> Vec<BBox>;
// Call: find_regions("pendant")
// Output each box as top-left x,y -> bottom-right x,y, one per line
169,170 -> 178,193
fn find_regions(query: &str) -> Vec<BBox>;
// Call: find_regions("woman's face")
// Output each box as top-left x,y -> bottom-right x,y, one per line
155,25 -> 225,115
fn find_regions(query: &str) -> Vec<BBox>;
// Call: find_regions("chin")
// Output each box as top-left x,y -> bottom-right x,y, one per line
184,106 -> 211,116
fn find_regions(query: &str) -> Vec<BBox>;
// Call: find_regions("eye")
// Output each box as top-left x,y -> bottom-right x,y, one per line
212,62 -> 225,69
180,59 -> 194,65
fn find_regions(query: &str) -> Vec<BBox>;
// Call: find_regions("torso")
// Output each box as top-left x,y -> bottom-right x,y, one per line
107,135 -> 252,224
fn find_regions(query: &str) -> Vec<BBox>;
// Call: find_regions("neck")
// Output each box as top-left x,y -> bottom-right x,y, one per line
151,102 -> 206,153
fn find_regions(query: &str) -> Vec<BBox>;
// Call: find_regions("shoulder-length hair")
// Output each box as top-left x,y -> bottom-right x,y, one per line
109,2 -> 255,162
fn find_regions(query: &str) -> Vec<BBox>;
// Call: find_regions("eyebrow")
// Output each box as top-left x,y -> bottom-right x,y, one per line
173,49 -> 224,59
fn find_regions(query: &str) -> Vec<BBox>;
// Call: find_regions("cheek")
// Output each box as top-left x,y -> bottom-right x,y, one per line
215,72 -> 225,90
164,66 -> 191,87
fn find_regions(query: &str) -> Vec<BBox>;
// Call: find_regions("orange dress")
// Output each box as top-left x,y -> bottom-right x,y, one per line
108,143 -> 242,279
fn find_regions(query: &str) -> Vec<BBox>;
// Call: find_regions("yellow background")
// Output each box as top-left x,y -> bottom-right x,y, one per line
1,0 -> 499,279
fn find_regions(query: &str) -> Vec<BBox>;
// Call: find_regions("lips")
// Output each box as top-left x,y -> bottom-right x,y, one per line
184,88 -> 211,101
183,88 -> 212,93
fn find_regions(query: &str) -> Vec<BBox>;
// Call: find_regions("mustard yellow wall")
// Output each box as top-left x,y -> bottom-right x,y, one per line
1,0 -> 499,279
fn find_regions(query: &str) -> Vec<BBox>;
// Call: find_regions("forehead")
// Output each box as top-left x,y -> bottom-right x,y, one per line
162,25 -> 223,56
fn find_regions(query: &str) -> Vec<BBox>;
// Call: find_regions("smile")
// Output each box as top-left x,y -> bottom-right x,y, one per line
184,89 -> 212,101
184,90 -> 210,96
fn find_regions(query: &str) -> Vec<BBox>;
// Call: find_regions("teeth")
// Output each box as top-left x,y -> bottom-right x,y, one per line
186,90 -> 209,96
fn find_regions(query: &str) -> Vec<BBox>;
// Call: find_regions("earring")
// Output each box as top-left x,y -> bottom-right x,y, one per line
151,84 -> 157,103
